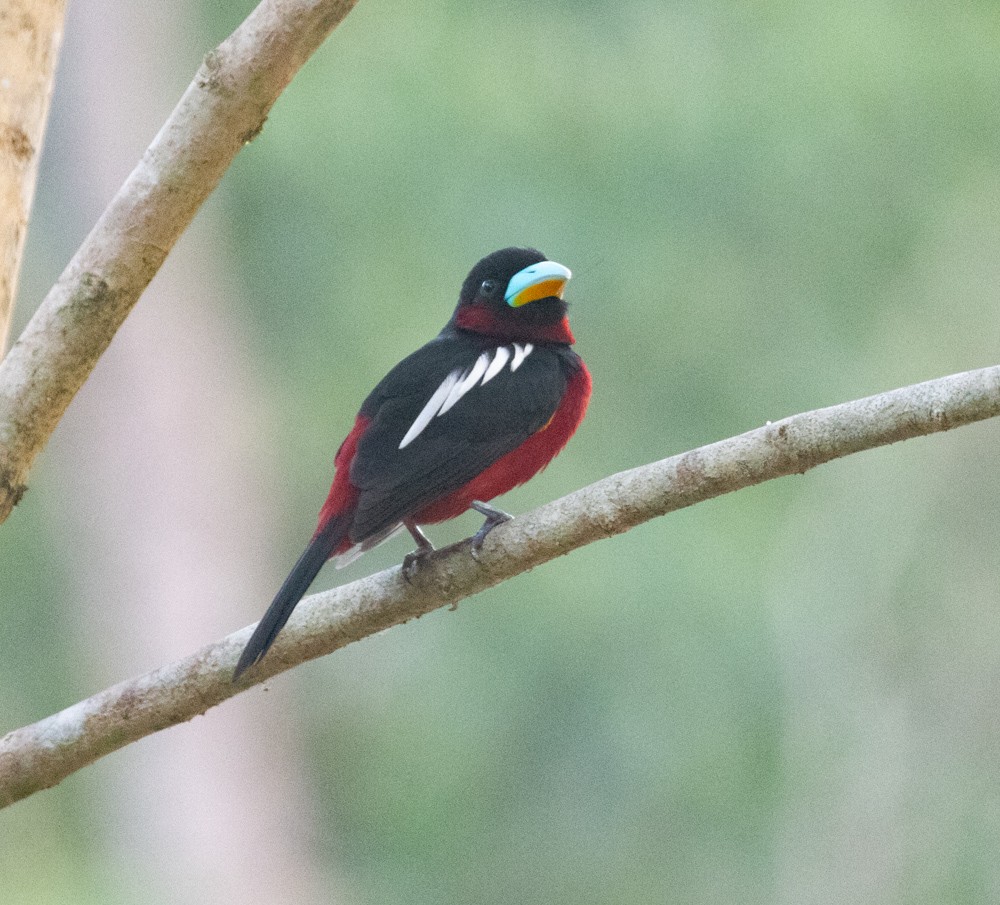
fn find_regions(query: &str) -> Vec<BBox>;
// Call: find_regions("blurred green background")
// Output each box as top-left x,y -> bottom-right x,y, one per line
4,0 -> 1000,902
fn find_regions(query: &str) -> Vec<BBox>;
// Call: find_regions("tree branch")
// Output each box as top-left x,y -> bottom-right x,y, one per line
1,363 -> 997,809
0,0 -> 359,522
0,0 -> 67,354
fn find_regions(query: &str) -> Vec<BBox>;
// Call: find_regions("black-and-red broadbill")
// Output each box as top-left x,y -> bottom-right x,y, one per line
234,247 -> 591,678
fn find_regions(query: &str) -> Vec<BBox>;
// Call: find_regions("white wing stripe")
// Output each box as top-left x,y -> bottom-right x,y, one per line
399,369 -> 461,449
399,343 -> 536,450
439,352 -> 491,415
482,346 -> 511,384
511,342 -> 533,371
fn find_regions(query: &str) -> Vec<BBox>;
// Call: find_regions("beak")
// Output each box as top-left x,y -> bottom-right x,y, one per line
504,260 -> 572,308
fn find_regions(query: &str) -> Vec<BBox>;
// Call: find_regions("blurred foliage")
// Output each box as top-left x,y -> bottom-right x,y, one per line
5,0 -> 1000,902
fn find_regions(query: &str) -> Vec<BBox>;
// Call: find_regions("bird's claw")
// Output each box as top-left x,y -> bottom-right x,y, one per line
401,521 -> 436,583
469,501 -> 513,562
402,549 -> 430,583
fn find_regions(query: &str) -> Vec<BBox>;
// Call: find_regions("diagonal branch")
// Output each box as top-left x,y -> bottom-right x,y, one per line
1,363 -> 998,809
0,0 -> 359,522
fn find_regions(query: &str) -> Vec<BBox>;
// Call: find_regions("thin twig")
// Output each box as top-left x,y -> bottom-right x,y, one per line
0,363 -> 997,809
0,0 -> 359,521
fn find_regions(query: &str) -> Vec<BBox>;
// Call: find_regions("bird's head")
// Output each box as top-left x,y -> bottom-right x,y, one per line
452,247 -> 575,344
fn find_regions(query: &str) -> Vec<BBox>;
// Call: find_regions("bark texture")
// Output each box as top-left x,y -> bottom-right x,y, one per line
0,0 -> 66,354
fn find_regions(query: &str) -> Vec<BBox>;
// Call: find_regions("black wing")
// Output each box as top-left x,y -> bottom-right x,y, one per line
348,335 -> 571,540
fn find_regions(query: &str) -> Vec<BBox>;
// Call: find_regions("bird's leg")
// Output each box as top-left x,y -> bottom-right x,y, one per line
469,500 -> 513,560
402,520 -> 435,583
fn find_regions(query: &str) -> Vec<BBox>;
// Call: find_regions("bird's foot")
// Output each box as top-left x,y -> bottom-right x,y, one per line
402,521 -> 435,583
469,500 -> 513,561
402,549 -> 433,583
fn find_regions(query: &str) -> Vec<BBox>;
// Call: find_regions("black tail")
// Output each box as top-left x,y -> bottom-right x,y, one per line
233,515 -> 350,680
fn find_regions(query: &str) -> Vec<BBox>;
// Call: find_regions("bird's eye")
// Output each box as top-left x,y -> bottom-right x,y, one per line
480,279 -> 498,296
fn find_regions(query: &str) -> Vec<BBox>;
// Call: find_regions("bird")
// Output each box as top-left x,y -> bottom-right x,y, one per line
233,247 -> 591,679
